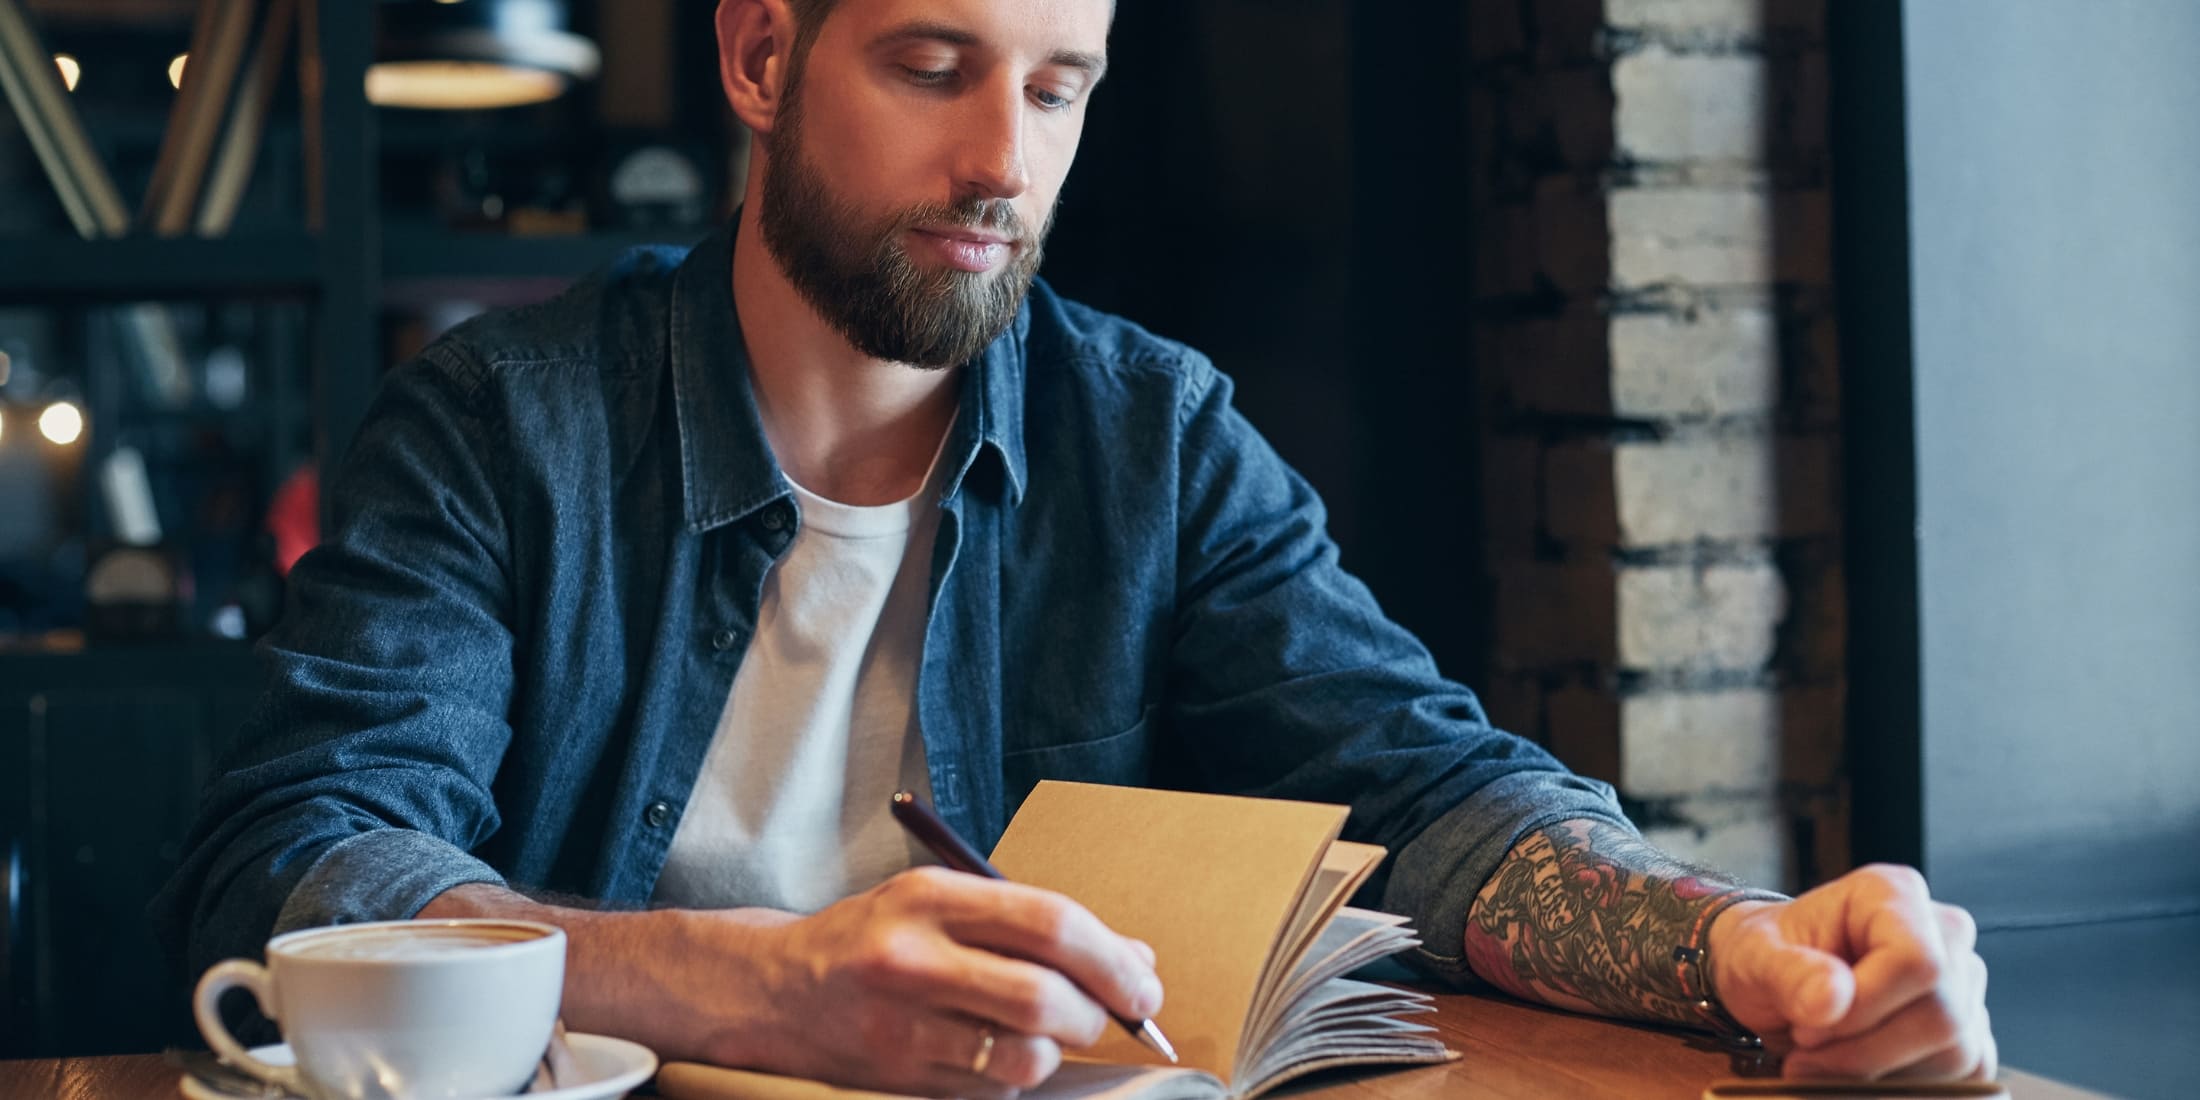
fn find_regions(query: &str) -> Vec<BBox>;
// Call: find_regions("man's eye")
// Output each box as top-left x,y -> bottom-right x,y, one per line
900,66 -> 956,87
1031,87 -> 1073,110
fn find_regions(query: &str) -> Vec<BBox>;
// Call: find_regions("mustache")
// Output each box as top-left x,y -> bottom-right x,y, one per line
898,198 -> 1025,241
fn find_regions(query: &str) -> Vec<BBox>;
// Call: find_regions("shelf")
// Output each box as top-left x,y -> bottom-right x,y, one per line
380,225 -> 706,309
0,235 -> 322,303
0,227 -> 710,310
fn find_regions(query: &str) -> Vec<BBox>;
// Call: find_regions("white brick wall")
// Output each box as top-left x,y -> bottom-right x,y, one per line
1618,562 -> 1787,668
1611,307 -> 1780,418
1470,0 -> 1847,891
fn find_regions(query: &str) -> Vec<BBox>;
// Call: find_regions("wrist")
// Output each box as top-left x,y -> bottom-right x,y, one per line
1674,888 -> 1785,1055
616,906 -> 804,1067
1703,897 -> 1781,1005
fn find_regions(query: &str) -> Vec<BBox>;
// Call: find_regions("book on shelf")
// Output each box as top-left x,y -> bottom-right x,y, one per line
197,0 -> 296,234
655,781 -> 1457,1100
0,0 -> 129,235
0,0 -> 194,406
144,0 -> 259,236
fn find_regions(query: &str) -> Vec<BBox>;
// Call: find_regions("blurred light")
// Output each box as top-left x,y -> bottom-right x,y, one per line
39,401 -> 83,446
205,346 -> 249,409
211,605 -> 247,640
0,408 -> 7,444
54,53 -> 80,92
169,53 -> 189,89
366,62 -> 565,109
369,0 -> 598,110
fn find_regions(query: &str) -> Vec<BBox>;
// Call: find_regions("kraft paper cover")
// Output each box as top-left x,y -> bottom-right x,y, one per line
987,781 -> 1349,1082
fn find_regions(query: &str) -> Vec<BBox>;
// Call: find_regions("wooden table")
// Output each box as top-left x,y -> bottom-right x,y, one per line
0,989 -> 2102,1099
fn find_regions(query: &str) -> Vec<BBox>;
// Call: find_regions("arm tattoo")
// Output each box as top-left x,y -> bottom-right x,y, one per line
1463,818 -> 1744,1028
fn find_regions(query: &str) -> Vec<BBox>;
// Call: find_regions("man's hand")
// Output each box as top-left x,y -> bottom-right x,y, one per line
1707,864 -> 1995,1081
732,866 -> 1162,1096
421,867 -> 1161,1099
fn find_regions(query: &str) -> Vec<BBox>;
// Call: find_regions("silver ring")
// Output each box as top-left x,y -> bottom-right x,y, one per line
969,1026 -> 996,1076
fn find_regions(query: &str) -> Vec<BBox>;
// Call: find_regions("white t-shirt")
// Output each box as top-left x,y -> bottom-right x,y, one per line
651,459 -> 943,913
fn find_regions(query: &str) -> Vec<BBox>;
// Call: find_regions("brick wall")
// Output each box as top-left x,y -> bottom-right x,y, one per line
1467,0 -> 1846,891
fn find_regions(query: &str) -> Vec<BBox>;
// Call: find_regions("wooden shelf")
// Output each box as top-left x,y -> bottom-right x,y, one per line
0,235 -> 322,303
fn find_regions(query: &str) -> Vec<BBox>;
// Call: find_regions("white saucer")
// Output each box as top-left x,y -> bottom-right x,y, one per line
179,1031 -> 658,1100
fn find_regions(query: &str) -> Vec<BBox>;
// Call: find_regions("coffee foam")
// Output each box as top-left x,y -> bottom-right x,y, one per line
285,924 -> 546,962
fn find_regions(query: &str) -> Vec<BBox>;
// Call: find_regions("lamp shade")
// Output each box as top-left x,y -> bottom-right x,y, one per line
369,0 -> 601,110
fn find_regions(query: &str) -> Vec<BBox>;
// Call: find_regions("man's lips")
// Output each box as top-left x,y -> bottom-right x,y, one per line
909,226 -> 1019,272
913,226 -> 1016,247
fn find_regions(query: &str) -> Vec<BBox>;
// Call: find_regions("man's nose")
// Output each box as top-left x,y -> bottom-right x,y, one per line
953,85 -> 1031,202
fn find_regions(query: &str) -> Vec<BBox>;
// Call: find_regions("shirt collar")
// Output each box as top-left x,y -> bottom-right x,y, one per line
668,221 -> 1029,534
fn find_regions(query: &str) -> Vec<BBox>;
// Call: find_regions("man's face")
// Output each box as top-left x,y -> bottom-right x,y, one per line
757,0 -> 1110,369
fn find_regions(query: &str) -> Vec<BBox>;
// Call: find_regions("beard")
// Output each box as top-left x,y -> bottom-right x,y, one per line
758,108 -> 1052,370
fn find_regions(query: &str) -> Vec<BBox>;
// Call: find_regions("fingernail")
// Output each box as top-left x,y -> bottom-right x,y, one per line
1134,974 -> 1163,1018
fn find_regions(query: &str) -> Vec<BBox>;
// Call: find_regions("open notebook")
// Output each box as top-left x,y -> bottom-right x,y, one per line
656,781 -> 1457,1100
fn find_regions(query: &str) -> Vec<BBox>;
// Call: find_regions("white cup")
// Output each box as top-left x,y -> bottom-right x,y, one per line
193,918 -> 566,1100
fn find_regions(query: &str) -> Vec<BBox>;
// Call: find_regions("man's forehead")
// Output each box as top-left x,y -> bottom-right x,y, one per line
823,0 -> 1112,60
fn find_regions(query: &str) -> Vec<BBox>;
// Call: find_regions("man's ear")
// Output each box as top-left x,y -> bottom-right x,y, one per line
716,0 -> 796,135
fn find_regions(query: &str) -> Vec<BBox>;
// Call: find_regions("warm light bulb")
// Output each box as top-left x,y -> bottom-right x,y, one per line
169,52 -> 189,89
39,401 -> 83,446
366,61 -> 565,110
54,53 -> 80,92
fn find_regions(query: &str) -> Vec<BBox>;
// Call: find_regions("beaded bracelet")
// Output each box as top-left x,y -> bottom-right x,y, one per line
1673,887 -> 1789,1053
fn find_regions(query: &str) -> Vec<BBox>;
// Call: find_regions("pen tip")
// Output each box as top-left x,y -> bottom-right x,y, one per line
1141,1020 -> 1179,1064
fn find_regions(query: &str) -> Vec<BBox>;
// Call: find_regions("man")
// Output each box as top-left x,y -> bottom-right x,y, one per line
158,0 -> 1995,1095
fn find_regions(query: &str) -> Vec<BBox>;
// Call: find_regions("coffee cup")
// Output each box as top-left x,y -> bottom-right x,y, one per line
192,918 -> 566,1100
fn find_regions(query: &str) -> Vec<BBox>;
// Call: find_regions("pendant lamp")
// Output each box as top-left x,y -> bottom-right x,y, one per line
369,0 -> 601,110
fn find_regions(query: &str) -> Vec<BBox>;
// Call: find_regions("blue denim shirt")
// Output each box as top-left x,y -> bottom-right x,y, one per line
154,224 -> 1628,987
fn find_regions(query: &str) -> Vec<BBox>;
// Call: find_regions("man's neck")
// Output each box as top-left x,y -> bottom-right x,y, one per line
730,204 -> 961,507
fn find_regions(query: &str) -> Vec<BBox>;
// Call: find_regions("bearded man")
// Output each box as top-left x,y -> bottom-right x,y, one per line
158,0 -> 1995,1095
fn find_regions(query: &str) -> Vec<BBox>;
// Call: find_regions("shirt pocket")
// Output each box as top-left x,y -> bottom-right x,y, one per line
1000,705 -> 1157,797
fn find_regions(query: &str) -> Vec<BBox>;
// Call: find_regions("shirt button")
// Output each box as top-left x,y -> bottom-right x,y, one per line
642,800 -> 674,829
711,628 -> 740,652
760,505 -> 789,531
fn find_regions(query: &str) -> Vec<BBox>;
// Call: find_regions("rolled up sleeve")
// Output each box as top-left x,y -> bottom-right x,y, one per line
153,346 -> 520,976
1167,354 -> 1636,984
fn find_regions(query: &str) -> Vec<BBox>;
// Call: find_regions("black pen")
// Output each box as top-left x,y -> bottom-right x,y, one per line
889,790 -> 1180,1064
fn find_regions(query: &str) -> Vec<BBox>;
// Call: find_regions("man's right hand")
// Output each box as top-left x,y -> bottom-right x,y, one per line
419,867 -> 1163,1098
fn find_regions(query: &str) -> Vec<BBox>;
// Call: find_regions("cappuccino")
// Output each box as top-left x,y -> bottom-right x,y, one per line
194,918 -> 565,1100
287,923 -> 547,961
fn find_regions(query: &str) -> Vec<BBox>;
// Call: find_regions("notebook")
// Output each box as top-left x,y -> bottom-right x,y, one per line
655,781 -> 1457,1100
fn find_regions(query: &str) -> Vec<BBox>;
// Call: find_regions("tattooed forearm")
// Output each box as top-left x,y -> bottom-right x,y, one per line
1462,819 -> 1746,1028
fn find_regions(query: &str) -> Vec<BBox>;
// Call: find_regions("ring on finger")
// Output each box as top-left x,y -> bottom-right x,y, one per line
970,1025 -> 996,1076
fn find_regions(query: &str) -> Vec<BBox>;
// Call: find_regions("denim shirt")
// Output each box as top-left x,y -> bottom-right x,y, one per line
154,224 -> 1628,987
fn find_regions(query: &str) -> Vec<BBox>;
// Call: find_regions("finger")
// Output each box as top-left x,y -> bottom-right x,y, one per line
1129,939 -> 1157,967
911,870 -> 1163,1020
1811,866 -> 1947,1044
910,941 -> 1114,1048
914,1014 -> 1063,1092
1935,903 -> 1978,956
1782,985 -> 1969,1079
1879,1029 -> 1986,1082
1881,996 -> 1992,1083
1743,939 -> 1855,1031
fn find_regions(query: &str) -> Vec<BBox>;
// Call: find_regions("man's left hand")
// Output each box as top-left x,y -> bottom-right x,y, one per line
1706,864 -> 1996,1080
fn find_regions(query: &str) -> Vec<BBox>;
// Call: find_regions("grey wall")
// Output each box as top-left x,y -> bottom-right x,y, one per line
1903,0 -> 2200,926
